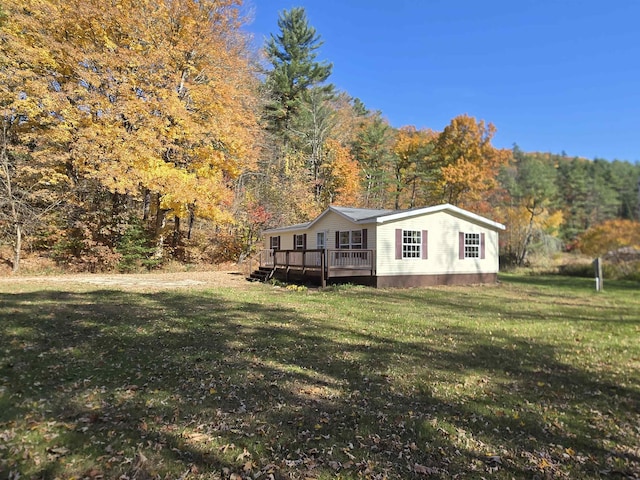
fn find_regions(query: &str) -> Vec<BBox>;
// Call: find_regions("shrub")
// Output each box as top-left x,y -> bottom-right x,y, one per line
115,220 -> 161,272
52,224 -> 122,272
558,262 -> 594,278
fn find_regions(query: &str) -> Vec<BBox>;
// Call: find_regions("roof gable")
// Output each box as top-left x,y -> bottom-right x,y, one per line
263,203 -> 505,234
322,206 -> 395,223
375,204 -> 506,230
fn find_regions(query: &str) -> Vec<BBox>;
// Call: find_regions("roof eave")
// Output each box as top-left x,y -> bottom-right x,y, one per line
376,203 -> 506,230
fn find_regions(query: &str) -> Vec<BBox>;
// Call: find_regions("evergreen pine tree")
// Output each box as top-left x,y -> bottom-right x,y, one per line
264,7 -> 333,140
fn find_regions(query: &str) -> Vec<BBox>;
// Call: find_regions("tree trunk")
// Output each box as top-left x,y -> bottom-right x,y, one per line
154,194 -> 168,258
142,189 -> 151,221
410,176 -> 417,209
172,216 -> 181,248
13,222 -> 22,273
518,202 -> 539,266
394,168 -> 402,210
187,205 -> 195,240
1,127 -> 21,273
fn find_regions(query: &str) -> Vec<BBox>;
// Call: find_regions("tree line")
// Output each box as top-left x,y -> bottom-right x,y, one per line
1,2 -> 639,273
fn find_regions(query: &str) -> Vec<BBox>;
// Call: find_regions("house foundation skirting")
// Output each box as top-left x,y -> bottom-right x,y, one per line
268,269 -> 497,288
375,272 -> 498,288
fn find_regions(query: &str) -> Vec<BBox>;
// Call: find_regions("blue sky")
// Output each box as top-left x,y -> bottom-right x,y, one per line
242,1 -> 640,162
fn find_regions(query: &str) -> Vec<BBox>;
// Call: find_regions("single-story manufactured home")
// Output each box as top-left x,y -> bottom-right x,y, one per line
253,203 -> 505,288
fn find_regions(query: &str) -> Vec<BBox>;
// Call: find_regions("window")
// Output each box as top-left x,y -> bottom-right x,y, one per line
464,233 -> 480,258
351,230 -> 362,249
269,236 -> 280,250
402,230 -> 421,258
339,231 -> 350,249
317,232 -> 325,249
396,229 -> 427,260
294,234 -> 305,250
336,229 -> 367,249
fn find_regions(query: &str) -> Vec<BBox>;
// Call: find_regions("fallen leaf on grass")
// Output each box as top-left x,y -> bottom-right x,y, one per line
236,447 -> 251,461
414,463 -> 437,475
47,446 -> 70,457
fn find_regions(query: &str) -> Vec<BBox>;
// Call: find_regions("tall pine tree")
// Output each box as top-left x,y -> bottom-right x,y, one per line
264,7 -> 333,140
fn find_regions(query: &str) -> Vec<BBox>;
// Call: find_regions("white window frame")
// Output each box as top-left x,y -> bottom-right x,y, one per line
317,232 -> 325,250
339,230 -> 362,249
351,230 -> 362,249
464,233 -> 480,258
269,236 -> 280,250
339,231 -> 350,249
294,234 -> 305,250
402,230 -> 421,259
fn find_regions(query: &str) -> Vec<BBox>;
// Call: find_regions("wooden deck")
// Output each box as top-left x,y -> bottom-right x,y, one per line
258,249 -> 375,287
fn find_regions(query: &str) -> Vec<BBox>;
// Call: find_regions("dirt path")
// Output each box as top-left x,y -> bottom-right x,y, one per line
0,269 -> 253,291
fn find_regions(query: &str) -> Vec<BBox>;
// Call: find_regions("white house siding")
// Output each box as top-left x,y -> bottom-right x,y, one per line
376,211 -> 500,277
313,214 -> 377,250
264,230 -> 301,250
265,212 -> 377,251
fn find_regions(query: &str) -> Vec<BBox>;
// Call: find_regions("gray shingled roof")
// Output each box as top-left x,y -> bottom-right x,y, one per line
331,206 -> 395,222
262,203 -> 505,234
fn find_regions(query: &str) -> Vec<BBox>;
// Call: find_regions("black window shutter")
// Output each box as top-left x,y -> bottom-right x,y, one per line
362,228 -> 368,249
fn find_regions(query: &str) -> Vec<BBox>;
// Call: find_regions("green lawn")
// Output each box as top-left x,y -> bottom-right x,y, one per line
1,274 -> 638,479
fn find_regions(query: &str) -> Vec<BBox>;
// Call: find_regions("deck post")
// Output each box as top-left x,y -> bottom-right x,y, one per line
320,250 -> 326,288
285,250 -> 290,281
371,250 -> 375,277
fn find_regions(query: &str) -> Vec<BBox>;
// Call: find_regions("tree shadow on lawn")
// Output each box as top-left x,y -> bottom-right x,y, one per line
500,273 -> 640,292
0,288 -> 638,479
382,280 -> 640,326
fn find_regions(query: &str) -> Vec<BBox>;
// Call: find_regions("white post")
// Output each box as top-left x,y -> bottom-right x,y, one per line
594,257 -> 603,292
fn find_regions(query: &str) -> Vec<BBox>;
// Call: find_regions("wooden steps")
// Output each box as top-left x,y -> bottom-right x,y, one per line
247,266 -> 274,283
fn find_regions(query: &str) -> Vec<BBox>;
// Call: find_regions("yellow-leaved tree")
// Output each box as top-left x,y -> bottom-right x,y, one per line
319,138 -> 360,208
578,219 -> 640,257
391,126 -> 436,209
1,0 -> 260,267
1,1 -> 75,271
578,219 -> 640,278
431,114 -> 511,208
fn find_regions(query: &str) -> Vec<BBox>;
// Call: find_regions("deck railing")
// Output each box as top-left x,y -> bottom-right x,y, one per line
329,249 -> 373,269
273,249 -> 324,269
260,249 -> 374,284
260,249 -> 275,267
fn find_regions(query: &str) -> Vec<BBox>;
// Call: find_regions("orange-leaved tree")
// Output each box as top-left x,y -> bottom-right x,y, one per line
431,114 -> 511,208
578,219 -> 640,257
578,219 -> 640,277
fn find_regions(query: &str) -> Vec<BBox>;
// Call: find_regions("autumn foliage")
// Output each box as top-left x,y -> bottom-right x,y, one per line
577,219 -> 640,257
1,0 -> 259,271
1,3 -> 639,272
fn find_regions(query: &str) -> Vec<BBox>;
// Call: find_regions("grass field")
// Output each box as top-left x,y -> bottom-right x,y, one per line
1,274 -> 639,479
